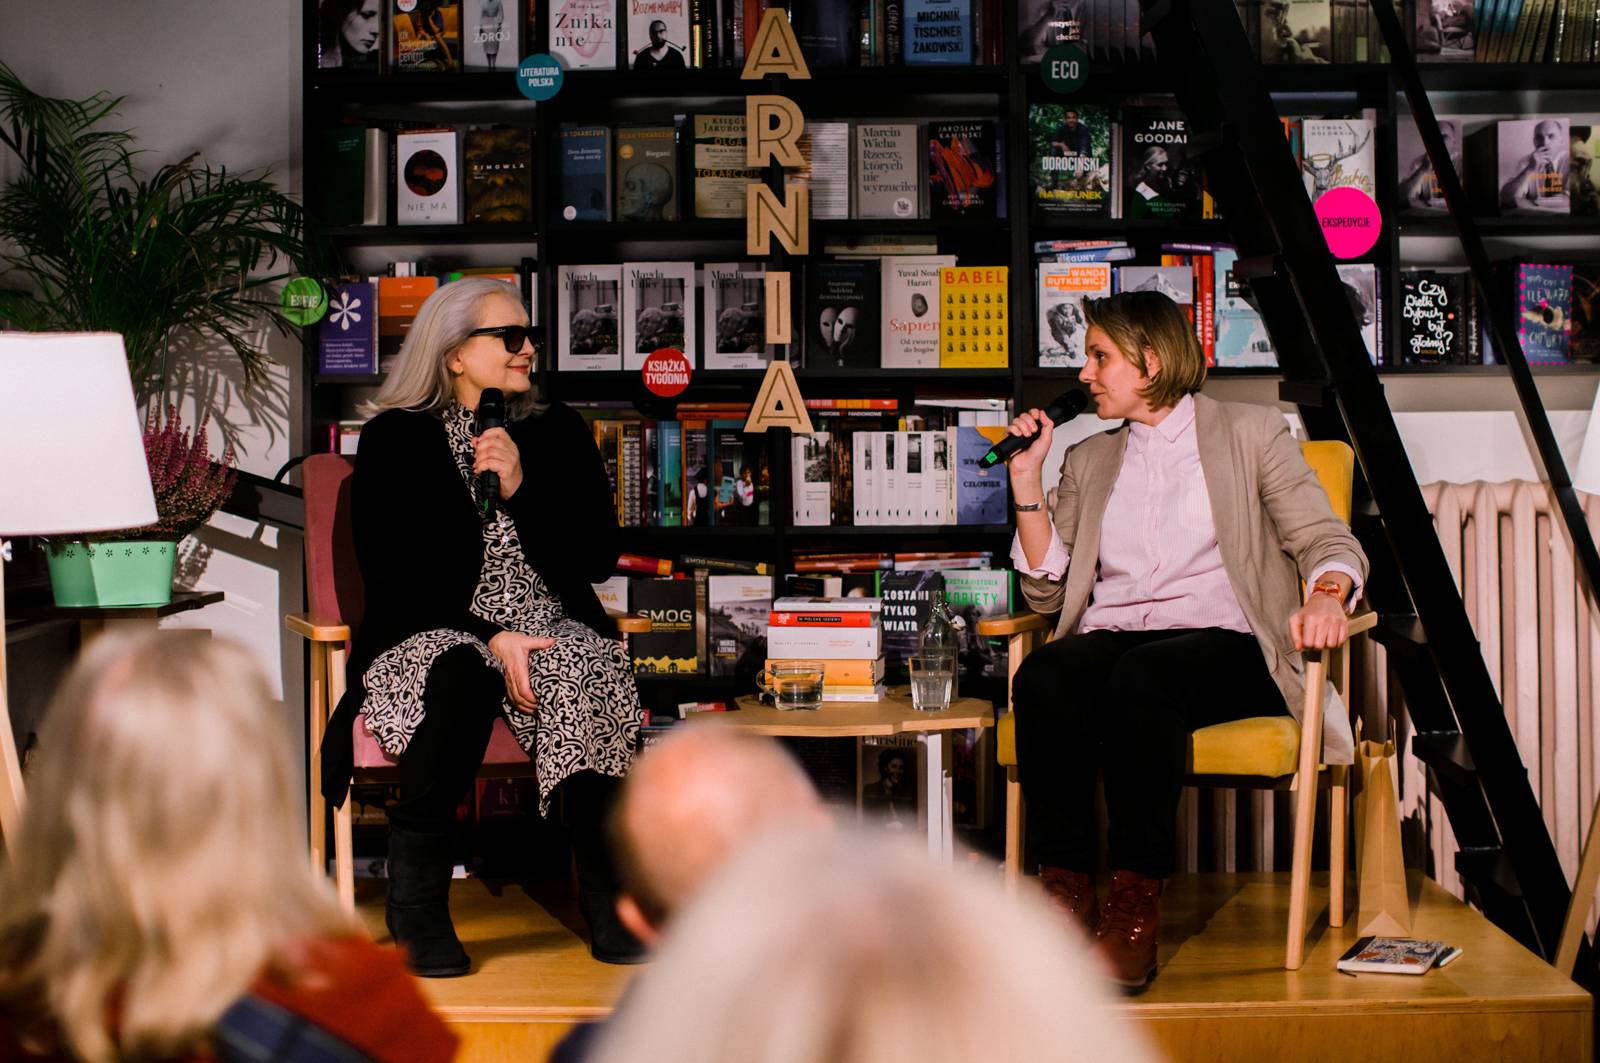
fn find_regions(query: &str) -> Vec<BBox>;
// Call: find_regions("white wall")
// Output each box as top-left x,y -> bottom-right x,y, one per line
4,0 -> 309,795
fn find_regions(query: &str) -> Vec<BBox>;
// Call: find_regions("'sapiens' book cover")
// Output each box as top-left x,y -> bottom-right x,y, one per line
627,0 -> 690,69
928,120 -> 998,220
792,431 -> 833,526
616,126 -> 680,222
692,115 -> 759,219
939,266 -> 1008,368
1336,262 -> 1382,365
462,0 -> 518,69
1301,117 -> 1376,202
1120,107 -> 1203,220
903,0 -> 974,63
463,126 -> 532,223
1397,117 -> 1463,213
318,281 -> 379,375
558,264 -> 623,370
1029,102 -> 1112,217
703,262 -> 771,370
707,575 -> 772,676
1214,248 -> 1277,368
630,578 -> 699,673
807,260 -> 881,368
550,0 -> 619,68
558,124 -> 612,222
1399,269 -> 1470,364
854,122 -> 921,220
1037,262 -> 1112,368
882,255 -> 956,369
1517,262 -> 1573,365
396,128 -> 460,225
622,261 -> 694,370
393,0 -> 461,71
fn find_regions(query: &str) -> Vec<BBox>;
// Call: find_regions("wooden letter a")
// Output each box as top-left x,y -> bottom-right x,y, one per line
741,7 -> 812,80
745,359 -> 814,434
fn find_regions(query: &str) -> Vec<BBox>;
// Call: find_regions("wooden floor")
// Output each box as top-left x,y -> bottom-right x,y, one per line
359,871 -> 1592,1063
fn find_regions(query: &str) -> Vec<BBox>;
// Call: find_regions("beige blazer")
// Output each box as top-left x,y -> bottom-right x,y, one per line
1018,393 -> 1369,764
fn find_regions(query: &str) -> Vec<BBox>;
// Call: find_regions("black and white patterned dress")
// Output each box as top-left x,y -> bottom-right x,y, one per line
359,404 -> 641,814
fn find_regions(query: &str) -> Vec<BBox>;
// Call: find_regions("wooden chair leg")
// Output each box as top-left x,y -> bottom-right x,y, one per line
1329,764 -> 1349,929
1286,653 -> 1328,970
0,562 -> 27,843
328,645 -> 356,913
307,643 -> 329,878
1005,765 -> 1023,894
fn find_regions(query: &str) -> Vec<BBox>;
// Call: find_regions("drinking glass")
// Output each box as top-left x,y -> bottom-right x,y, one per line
908,655 -> 954,713
756,661 -> 825,711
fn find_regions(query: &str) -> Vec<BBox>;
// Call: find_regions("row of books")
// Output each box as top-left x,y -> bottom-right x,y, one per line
790,420 -> 1011,526
317,266 -> 527,376
1034,246 -> 1382,369
1406,0 -> 1600,63
1237,0 -> 1395,62
558,117 -> 1002,226
316,0 -> 528,73
319,125 -> 533,227
1028,101 -> 1212,221
1397,117 -> 1600,217
555,260 -> 1009,370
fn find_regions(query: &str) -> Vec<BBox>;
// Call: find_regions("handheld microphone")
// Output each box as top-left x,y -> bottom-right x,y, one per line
979,390 -> 1089,469
475,388 -> 506,515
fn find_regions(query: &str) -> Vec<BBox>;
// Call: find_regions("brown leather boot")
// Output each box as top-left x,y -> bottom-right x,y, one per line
1095,870 -> 1162,992
1039,867 -> 1099,935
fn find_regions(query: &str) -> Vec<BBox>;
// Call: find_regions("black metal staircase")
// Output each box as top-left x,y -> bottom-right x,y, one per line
1139,0 -> 1598,966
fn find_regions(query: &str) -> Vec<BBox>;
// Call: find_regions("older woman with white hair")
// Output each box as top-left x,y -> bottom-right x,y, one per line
0,631 -> 456,1063
320,277 -> 644,974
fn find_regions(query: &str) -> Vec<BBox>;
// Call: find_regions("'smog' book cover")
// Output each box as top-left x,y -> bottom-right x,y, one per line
808,260 -> 881,368
616,126 -> 680,222
630,578 -> 699,673
462,0 -> 518,69
463,127 -> 532,224
1120,107 -> 1202,220
1029,103 -> 1112,218
928,121 -> 998,221
558,264 -> 623,370
550,0 -> 619,68
396,129 -> 460,225
559,124 -> 612,222
1037,262 -> 1112,368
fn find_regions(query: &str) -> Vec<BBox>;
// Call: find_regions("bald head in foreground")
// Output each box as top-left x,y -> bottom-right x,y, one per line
609,726 -> 830,946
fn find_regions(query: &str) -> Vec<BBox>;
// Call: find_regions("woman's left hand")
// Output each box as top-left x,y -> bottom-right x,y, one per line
474,427 -> 523,499
1290,594 -> 1349,651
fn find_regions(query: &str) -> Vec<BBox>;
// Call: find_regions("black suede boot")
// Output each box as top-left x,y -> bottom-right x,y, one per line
565,771 -> 648,965
386,827 -> 471,978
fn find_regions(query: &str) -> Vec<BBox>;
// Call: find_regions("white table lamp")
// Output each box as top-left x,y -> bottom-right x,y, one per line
0,331 -> 158,840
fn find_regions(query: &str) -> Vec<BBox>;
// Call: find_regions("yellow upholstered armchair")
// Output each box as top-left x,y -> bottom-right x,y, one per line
978,439 -> 1376,970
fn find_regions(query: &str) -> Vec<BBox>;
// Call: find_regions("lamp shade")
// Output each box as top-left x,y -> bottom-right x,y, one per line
1575,384 -> 1600,498
0,332 -> 158,536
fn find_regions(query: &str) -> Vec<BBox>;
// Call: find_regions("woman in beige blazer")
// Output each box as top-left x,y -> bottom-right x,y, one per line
1005,291 -> 1367,991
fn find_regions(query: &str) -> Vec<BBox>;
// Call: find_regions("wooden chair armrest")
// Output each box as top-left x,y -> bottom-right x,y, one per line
976,612 -> 1050,638
285,613 -> 352,643
610,612 -> 652,635
1347,608 -> 1377,637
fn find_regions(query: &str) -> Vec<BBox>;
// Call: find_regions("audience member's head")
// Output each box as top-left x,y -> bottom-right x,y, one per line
592,830 -> 1161,1063
0,631 -> 352,1063
609,727 -> 827,945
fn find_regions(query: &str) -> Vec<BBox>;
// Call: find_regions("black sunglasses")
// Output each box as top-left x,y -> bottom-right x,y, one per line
467,324 -> 541,354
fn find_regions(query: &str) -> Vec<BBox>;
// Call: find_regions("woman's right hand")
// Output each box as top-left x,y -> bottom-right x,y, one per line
1004,408 -> 1056,482
488,631 -> 556,714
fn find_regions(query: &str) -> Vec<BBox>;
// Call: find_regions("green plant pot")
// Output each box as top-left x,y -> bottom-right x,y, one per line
46,541 -> 177,608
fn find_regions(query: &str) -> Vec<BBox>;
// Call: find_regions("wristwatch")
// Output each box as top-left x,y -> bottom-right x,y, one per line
1012,499 -> 1045,512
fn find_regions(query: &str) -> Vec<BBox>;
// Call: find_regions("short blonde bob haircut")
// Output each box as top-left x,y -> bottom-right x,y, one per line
591,829 -> 1160,1063
1083,290 -> 1208,410
364,276 -> 546,420
0,631 -> 353,1063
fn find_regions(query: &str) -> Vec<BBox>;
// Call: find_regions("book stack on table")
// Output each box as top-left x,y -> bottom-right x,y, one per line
766,597 -> 886,702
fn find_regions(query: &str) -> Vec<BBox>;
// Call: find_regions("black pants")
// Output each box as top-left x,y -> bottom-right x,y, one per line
1011,627 -> 1288,879
389,645 -> 504,834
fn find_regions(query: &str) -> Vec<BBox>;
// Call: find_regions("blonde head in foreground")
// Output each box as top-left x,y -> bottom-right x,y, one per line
0,631 -> 352,1062
591,829 -> 1161,1063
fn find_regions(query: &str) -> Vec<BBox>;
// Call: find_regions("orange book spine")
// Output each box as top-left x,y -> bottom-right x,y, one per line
768,611 -> 878,628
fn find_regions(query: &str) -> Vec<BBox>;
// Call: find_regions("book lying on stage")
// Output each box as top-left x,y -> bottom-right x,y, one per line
1336,937 -> 1458,975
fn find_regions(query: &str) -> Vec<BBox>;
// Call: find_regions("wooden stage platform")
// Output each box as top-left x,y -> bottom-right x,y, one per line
358,871 -> 1592,1062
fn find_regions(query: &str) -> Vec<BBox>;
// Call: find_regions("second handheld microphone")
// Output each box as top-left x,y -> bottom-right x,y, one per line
979,390 -> 1089,469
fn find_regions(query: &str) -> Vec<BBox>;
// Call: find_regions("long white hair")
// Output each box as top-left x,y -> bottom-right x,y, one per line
0,631 -> 354,1062
364,276 -> 546,419
591,829 -> 1162,1063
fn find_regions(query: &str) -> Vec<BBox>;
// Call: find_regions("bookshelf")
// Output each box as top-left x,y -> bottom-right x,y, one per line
298,1 -> 1600,599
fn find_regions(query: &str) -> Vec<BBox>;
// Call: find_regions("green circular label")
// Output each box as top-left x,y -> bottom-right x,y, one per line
1041,43 -> 1089,95
281,277 -> 328,326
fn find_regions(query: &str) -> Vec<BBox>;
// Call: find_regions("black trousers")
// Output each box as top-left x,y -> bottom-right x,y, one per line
1011,627 -> 1288,879
389,645 -> 505,834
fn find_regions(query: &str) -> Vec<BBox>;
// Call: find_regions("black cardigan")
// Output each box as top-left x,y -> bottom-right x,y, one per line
322,401 -> 619,804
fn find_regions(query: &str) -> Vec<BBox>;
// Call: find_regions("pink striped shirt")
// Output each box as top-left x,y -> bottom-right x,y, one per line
1011,395 -> 1360,633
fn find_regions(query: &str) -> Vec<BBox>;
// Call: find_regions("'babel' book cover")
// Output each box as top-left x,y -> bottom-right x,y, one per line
928,121 -> 998,221
1120,107 -> 1202,221
1028,102 -> 1112,218
463,127 -> 532,223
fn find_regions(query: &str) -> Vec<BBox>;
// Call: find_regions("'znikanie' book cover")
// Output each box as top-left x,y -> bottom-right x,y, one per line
1029,102 -> 1112,218
903,0 -> 974,63
1517,263 -> 1573,365
551,0 -> 619,68
1120,107 -> 1202,221
463,127 -> 532,224
558,124 -> 612,222
615,126 -> 680,222
807,260 -> 881,368
928,121 -> 998,221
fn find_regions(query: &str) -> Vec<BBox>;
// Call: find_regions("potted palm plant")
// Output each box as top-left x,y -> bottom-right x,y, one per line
0,64 -> 323,605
